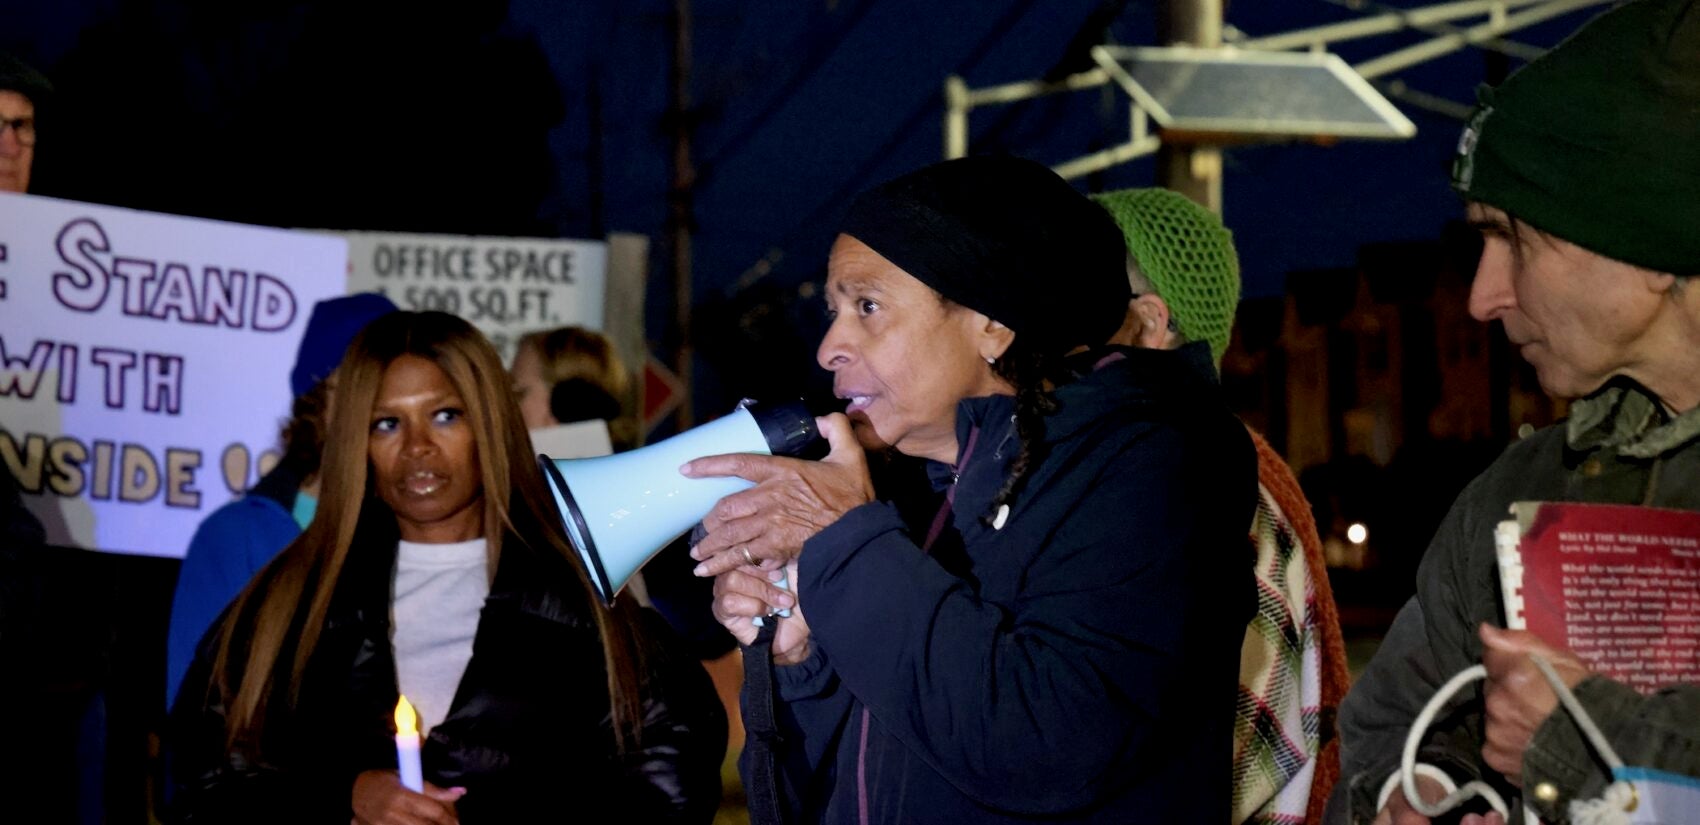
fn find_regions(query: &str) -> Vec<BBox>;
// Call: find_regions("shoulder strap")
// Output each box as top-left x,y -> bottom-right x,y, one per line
742,622 -> 786,825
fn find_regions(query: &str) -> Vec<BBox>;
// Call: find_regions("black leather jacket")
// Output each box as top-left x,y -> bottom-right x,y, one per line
168,519 -> 727,824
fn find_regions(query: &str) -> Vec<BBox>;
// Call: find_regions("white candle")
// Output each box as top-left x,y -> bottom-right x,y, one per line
394,695 -> 424,793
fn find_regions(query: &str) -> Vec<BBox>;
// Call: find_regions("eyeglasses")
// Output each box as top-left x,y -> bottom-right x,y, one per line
0,116 -> 36,147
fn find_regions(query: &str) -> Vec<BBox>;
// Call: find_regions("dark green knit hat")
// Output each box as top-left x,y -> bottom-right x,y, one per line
1091,187 -> 1240,366
1451,0 -> 1700,275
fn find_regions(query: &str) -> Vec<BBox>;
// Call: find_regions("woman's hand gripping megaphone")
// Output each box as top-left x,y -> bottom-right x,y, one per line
683,413 -> 874,581
710,559 -> 813,663
685,413 -> 871,663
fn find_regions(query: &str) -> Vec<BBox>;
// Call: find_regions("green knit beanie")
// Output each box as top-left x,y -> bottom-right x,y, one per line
1091,187 -> 1240,365
1452,0 -> 1700,275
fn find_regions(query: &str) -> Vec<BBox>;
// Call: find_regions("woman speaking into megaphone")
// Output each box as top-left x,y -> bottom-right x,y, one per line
684,156 -> 1260,825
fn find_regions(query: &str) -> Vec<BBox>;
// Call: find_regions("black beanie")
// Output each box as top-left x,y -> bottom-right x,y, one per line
0,52 -> 53,107
840,156 -> 1132,355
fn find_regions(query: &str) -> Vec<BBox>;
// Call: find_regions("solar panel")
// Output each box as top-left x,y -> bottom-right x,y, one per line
1091,45 -> 1417,140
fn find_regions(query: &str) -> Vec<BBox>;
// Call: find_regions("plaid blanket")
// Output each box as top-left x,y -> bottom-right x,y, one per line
1232,430 -> 1349,824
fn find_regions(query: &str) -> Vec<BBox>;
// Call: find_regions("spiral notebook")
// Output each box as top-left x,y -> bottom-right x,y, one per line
1494,501 -> 1700,693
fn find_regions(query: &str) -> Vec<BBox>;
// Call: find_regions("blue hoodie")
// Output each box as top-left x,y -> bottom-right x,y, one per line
165,466 -> 304,710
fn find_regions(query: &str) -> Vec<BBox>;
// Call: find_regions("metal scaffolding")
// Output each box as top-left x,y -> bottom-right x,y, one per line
943,0 -> 1614,202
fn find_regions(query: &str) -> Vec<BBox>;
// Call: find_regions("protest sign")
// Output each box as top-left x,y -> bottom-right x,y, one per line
341,231 -> 607,364
0,192 -> 348,557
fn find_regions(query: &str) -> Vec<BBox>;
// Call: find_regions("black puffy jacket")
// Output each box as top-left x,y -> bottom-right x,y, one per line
169,519 -> 727,824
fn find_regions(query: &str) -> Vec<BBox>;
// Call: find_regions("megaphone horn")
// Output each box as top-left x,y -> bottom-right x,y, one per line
540,399 -> 820,605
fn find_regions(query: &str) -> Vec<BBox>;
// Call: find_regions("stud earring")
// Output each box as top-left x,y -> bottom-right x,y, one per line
984,356 -> 996,365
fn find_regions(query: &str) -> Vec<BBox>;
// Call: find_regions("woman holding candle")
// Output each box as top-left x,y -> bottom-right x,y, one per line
169,311 -> 726,824
689,156 -> 1259,822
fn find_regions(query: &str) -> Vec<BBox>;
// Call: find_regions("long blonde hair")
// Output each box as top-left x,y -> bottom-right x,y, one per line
209,311 -> 646,756
517,326 -> 638,450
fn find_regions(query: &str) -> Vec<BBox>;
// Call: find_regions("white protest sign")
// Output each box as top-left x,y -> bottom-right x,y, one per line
529,419 -> 613,461
340,231 -> 607,363
0,192 -> 348,557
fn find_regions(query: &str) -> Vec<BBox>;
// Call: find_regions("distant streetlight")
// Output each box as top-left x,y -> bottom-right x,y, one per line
1347,522 -> 1369,545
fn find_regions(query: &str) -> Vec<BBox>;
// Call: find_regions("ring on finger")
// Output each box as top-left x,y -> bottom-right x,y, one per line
741,545 -> 756,566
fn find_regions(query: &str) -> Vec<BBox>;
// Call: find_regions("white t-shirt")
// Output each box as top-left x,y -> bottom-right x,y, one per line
392,538 -> 489,735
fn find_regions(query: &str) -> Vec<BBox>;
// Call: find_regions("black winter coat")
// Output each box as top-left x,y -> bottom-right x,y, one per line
169,521 -> 727,824
746,343 -> 1258,823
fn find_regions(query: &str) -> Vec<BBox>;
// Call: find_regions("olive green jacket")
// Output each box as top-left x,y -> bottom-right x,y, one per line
1330,381 -> 1700,823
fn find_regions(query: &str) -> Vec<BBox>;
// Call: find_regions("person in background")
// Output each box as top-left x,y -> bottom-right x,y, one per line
165,293 -> 397,708
1332,1 -> 1700,822
510,325 -> 739,663
692,156 -> 1257,823
1094,186 -> 1352,824
170,311 -> 726,824
0,46 -> 53,657
511,326 -> 636,449
0,51 -> 49,194
1,56 -> 102,819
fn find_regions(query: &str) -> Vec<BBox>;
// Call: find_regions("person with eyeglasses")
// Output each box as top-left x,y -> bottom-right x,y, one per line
0,52 -> 49,194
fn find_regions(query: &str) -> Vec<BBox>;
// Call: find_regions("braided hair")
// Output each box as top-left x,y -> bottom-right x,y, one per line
983,336 -> 1079,526
933,293 -> 1089,525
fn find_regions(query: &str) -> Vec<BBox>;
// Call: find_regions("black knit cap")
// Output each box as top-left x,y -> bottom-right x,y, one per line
840,156 -> 1132,356
0,52 -> 53,106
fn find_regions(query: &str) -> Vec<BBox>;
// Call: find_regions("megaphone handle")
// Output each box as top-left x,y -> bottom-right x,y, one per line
752,575 -> 793,627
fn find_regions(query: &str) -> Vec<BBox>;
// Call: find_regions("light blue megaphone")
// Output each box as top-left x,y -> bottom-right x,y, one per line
539,399 -> 820,605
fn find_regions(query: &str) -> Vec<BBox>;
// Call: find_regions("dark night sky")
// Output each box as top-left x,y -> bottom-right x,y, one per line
0,0 -> 1598,411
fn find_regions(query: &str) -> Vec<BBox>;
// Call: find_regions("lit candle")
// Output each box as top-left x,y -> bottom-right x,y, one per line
394,695 -> 424,793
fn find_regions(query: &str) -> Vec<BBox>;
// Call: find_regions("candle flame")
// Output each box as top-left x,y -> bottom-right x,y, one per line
394,695 -> 419,736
